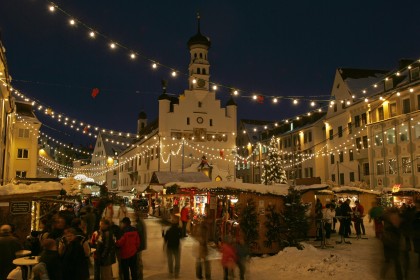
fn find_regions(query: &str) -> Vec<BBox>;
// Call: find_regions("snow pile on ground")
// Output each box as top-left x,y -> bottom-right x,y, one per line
251,243 -> 358,279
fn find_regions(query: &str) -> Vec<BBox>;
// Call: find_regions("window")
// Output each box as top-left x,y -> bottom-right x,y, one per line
376,160 -> 384,175
356,137 -> 362,150
362,136 -> 368,148
197,68 -> 201,74
349,149 -> 354,161
308,131 -> 312,142
403,99 -> 411,114
400,124 -> 409,142
355,116 -> 360,128
202,68 -> 206,75
363,163 -> 370,175
17,148 -> 29,159
349,172 -> 355,182
209,119 -> 213,126
384,78 -> 393,91
348,122 -> 352,134
339,151 -> 344,163
309,167 -> 313,178
389,103 -> 397,117
334,103 -> 337,112
361,113 -> 367,125
330,154 -> 335,164
338,126 -> 343,137
410,67 -> 419,81
388,158 -> 397,174
113,170 -> 117,176
415,123 -> 420,139
187,117 -> 190,125
16,171 -> 27,178
331,174 -> 336,182
385,128 -> 396,144
198,102 -> 202,108
151,148 -> 154,160
111,179 -> 117,189
417,156 -> 420,172
339,173 -> 344,185
18,129 -> 29,138
374,132 -> 383,146
378,107 -> 384,121
304,168 -> 309,178
402,157 -> 411,173
329,129 -> 333,140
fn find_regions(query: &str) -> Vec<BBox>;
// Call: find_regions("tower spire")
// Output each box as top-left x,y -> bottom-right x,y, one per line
197,12 -> 201,33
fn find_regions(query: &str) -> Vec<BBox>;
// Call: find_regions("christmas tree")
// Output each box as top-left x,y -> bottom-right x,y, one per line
239,198 -> 259,246
264,204 -> 284,248
261,136 -> 288,185
281,186 -> 310,249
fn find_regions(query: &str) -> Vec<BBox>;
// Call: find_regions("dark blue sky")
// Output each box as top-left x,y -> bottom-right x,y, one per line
1,0 -> 420,147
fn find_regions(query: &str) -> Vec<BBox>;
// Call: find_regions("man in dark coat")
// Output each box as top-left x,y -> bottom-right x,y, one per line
164,217 -> 182,278
39,238 -> 62,280
97,218 -> 116,280
0,224 -> 22,280
339,199 -> 352,238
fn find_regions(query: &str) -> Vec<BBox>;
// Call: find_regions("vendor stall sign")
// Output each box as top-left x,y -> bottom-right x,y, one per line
10,201 -> 31,215
392,184 -> 401,193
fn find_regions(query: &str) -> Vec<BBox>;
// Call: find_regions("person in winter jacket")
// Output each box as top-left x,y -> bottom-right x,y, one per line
116,217 -> 140,280
221,237 -> 237,280
164,218 -> 182,279
322,203 -> 336,242
180,203 -> 190,237
39,238 -> 62,280
0,224 -> 22,280
117,203 -> 128,222
96,218 -> 116,280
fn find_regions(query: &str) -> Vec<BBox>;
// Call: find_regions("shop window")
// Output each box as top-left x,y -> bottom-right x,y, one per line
16,171 -> 27,178
388,158 -> 397,174
376,160 -> 385,175
402,157 -> 411,173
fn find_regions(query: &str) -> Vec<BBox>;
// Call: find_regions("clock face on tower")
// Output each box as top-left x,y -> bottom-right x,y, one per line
197,79 -> 206,88
196,117 -> 204,124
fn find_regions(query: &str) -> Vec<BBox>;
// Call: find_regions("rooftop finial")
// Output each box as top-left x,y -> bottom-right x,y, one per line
197,12 -> 201,33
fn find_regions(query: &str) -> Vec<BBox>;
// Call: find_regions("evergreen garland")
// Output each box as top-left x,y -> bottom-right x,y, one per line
261,136 -> 288,185
281,186 -> 310,249
264,204 -> 283,248
239,198 -> 259,245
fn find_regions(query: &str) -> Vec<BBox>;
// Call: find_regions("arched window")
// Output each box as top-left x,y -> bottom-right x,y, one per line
202,68 -> 206,75
200,53 -> 203,58
198,102 -> 202,108
194,53 -> 197,58
197,68 -> 201,74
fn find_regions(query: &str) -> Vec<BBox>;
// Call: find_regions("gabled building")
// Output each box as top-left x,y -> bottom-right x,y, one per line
117,17 -> 237,191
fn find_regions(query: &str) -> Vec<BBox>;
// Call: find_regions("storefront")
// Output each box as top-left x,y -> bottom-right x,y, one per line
388,186 -> 420,207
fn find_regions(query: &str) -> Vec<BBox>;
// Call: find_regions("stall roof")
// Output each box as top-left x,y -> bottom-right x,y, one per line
133,184 -> 148,193
332,186 -> 381,195
163,181 -> 329,196
382,187 -> 420,194
150,172 -> 211,185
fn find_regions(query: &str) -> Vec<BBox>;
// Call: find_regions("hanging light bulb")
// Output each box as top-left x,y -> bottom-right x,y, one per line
172,71 -> 177,77
89,31 -> 95,38
69,19 -> 76,25
397,92 -> 400,96
363,90 -> 367,94
293,99 -> 298,105
410,88 -> 414,93
233,90 -> 239,96
253,95 -> 257,100
192,78 -> 197,84
364,98 -> 369,102
130,53 -> 136,59
49,5 -> 55,12
152,63 -> 157,69
212,85 -> 218,90
310,101 -> 315,107
273,98 -> 278,103
110,43 -> 116,49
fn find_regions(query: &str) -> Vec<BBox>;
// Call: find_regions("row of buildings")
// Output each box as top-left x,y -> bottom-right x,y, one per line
1,21 -> 420,194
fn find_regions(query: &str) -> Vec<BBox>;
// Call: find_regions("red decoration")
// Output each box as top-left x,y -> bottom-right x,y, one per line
257,95 -> 264,104
219,150 -> 224,158
91,88 -> 100,98
83,126 -> 89,133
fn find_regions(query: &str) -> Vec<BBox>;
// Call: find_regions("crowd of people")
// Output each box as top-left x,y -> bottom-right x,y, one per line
0,200 -> 147,280
315,197 -> 420,280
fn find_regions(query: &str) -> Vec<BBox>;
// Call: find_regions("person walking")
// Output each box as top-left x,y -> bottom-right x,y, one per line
135,214 -> 147,280
117,203 -> 129,222
338,199 -> 352,242
0,224 -> 22,280
180,203 -> 190,237
116,217 -> 140,280
164,217 -> 182,279
221,237 -> 237,280
369,201 -> 384,239
195,220 -> 211,280
96,219 -> 116,280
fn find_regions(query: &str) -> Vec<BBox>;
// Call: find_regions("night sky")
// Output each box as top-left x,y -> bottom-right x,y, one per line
1,0 -> 420,147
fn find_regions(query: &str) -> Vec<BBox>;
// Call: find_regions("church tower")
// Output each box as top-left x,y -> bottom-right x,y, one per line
187,13 -> 211,92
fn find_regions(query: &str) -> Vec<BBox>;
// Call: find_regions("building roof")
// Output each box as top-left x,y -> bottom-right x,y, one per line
150,171 -> 211,185
138,111 -> 147,119
101,133 -> 136,157
338,68 -> 389,96
226,97 -> 237,106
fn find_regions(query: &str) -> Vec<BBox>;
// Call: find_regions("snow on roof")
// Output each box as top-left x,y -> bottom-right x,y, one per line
163,181 -> 329,196
382,187 -> 420,194
332,186 -> 381,195
0,181 -> 63,196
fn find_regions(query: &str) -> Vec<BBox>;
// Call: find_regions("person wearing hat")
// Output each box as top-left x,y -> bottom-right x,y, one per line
0,224 -> 22,280
116,217 -> 140,280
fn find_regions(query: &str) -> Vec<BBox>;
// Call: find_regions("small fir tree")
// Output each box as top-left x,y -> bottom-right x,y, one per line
239,198 -> 259,246
281,186 -> 310,249
261,136 -> 288,185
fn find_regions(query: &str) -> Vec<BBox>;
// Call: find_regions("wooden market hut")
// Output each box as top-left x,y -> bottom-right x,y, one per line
383,187 -> 420,207
332,186 -> 380,214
